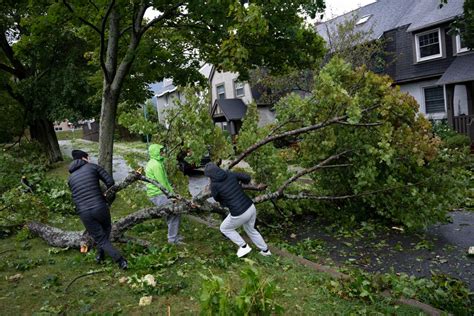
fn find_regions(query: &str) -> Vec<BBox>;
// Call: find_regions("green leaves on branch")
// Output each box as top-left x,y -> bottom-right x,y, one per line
199,263 -> 283,315
239,57 -> 469,229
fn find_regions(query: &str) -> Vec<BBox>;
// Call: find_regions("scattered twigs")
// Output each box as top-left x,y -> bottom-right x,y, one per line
64,269 -> 107,293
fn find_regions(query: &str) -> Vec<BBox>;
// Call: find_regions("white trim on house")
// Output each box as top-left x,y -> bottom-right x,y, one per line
455,34 -> 470,54
415,28 -> 443,62
156,87 -> 177,97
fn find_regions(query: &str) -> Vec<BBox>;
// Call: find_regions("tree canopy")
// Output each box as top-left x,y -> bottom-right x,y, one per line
0,0 -> 99,160
53,0 -> 327,174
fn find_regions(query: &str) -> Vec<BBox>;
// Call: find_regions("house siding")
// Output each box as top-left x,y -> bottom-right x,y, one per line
385,23 -> 456,84
156,91 -> 183,125
399,79 -> 447,120
210,71 -> 253,106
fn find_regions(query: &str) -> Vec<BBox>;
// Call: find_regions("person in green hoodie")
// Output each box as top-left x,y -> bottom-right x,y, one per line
145,144 -> 183,244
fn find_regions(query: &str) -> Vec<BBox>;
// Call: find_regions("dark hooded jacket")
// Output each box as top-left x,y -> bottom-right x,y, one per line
68,159 -> 115,214
204,163 -> 252,217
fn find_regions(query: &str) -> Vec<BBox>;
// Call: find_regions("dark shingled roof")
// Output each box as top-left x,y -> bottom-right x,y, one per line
212,99 -> 247,121
437,53 -> 474,85
316,0 -> 464,42
398,0 -> 464,32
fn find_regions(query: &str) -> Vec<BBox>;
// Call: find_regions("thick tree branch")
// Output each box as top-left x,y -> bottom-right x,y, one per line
253,151 -> 351,204
100,0 -> 116,81
139,2 -> 185,36
0,63 -> 18,76
62,0 -> 101,34
277,151 -> 351,195
0,30 -> 28,79
336,121 -> 382,127
228,105 -> 380,169
87,0 -> 100,13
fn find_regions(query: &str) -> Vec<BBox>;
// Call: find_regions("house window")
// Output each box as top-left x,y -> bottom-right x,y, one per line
234,81 -> 245,97
456,33 -> 469,54
424,86 -> 445,114
216,84 -> 226,99
415,29 -> 442,62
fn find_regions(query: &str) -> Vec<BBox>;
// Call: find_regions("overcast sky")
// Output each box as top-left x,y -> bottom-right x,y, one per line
145,1 -> 377,21
323,0 -> 376,20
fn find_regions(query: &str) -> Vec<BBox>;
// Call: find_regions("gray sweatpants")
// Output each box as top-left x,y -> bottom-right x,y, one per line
220,204 -> 268,251
149,195 -> 181,243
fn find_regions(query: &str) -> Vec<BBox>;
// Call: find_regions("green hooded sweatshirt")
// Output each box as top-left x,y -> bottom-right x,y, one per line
145,144 -> 173,197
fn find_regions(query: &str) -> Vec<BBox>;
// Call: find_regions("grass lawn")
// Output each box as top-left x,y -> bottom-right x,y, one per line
55,130 -> 84,141
0,163 -> 425,315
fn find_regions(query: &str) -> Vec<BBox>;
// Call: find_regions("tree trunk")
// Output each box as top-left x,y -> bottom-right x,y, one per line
29,118 -> 63,163
98,85 -> 119,175
27,202 -> 192,249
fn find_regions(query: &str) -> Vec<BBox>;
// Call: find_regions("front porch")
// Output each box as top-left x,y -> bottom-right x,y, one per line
445,81 -> 474,148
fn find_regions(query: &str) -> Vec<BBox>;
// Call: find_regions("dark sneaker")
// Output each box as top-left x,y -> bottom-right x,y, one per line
118,258 -> 128,270
95,249 -> 105,263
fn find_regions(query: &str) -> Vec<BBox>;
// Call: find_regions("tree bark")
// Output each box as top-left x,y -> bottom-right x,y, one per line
98,85 -> 119,175
29,118 -> 63,163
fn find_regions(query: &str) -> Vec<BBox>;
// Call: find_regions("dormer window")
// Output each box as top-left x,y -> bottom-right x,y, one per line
356,15 -> 371,25
415,28 -> 443,62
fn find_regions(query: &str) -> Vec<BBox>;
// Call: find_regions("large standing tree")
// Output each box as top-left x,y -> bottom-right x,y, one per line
58,0 -> 326,174
0,0 -> 98,162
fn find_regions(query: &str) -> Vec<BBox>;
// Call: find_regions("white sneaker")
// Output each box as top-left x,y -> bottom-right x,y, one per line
237,245 -> 252,257
260,249 -> 271,256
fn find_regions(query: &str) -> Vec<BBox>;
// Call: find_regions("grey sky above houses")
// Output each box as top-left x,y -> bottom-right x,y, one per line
145,1 -> 377,22
323,0 -> 377,19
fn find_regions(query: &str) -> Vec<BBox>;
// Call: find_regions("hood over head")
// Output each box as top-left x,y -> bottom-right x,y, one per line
204,162 -> 227,181
68,159 -> 87,173
149,144 -> 165,161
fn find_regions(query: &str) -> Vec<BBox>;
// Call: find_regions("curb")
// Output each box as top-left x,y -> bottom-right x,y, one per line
186,215 -> 447,316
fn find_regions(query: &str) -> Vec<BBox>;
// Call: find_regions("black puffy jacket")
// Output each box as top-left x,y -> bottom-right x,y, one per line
68,160 -> 114,214
204,163 -> 252,217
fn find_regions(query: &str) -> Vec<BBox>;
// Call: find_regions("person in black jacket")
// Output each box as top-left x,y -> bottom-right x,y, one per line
68,149 -> 127,269
204,163 -> 271,258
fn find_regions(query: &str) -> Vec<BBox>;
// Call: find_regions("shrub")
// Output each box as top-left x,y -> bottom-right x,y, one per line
0,141 -> 48,194
328,269 -> 473,315
432,120 -> 471,149
200,264 -> 283,315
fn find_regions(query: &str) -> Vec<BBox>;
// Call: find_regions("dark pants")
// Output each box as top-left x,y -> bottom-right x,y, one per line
79,207 -> 122,262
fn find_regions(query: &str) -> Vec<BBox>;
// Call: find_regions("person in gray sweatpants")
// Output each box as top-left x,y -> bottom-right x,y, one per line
145,144 -> 183,244
149,194 -> 182,243
204,163 -> 271,258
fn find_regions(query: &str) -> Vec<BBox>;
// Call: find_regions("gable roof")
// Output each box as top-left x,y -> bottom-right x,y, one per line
212,99 -> 247,121
316,0 -> 464,43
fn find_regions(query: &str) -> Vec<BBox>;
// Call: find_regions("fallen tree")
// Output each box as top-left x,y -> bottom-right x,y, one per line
25,58 -> 469,248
